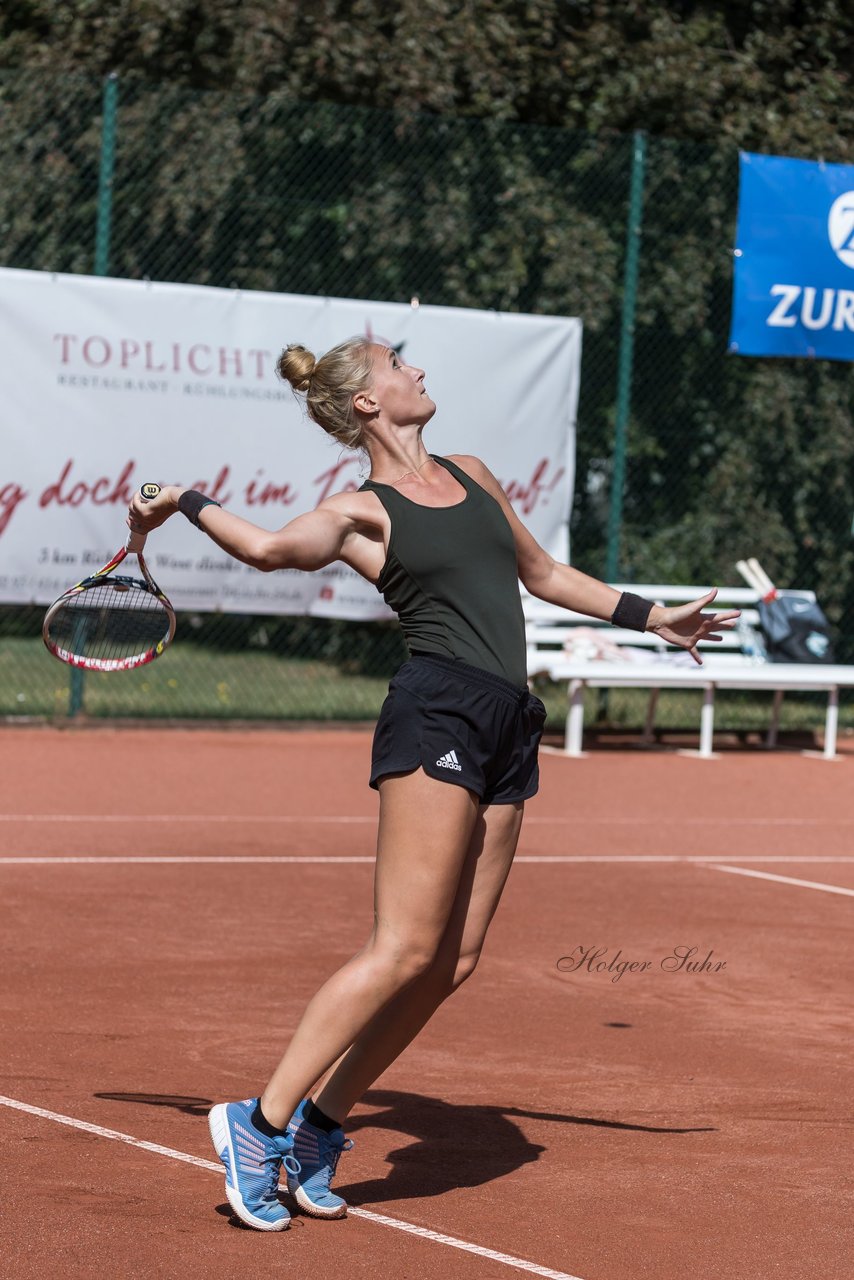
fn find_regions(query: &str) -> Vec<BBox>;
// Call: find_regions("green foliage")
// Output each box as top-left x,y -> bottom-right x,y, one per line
2,3 -> 853,158
2,0 -> 854,690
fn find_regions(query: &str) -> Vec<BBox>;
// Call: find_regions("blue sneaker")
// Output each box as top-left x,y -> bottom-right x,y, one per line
208,1098 -> 301,1231
286,1099 -> 354,1218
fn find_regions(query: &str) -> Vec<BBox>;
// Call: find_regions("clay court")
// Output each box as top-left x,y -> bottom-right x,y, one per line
1,725 -> 851,1280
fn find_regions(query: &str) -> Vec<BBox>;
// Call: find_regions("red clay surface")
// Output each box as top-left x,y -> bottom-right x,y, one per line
1,726 -> 852,1280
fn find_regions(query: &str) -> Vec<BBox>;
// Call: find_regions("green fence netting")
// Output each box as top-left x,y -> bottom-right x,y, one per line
2,70 -> 854,733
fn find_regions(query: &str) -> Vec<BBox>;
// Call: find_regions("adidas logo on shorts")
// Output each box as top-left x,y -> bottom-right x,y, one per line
436,749 -> 462,771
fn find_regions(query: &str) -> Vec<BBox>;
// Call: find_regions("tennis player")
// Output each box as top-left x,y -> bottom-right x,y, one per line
128,339 -> 737,1232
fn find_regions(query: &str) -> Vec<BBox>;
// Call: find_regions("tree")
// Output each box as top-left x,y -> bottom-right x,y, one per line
2,1 -> 854,654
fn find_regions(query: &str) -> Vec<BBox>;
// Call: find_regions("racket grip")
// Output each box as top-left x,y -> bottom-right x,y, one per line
125,483 -> 161,552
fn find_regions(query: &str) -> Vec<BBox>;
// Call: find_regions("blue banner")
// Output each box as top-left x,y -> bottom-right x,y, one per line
729,151 -> 854,362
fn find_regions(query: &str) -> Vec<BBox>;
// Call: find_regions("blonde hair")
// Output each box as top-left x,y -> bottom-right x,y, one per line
277,338 -> 375,449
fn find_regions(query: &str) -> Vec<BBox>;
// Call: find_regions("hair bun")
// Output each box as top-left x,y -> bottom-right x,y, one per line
277,344 -> 317,393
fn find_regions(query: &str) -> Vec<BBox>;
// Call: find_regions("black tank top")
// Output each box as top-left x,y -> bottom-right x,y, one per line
359,455 -> 527,686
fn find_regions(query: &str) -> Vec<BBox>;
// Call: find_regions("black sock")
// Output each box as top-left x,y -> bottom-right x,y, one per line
251,1101 -> 287,1139
305,1099 -> 342,1133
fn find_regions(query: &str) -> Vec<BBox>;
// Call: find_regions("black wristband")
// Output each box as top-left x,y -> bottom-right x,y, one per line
611,591 -> 654,632
178,489 -> 221,528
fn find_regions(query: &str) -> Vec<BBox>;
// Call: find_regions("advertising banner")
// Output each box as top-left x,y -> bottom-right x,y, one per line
0,269 -> 581,616
729,151 -> 854,361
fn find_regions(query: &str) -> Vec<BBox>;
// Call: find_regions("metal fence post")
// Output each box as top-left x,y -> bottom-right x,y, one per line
605,130 -> 646,582
94,72 -> 119,278
69,72 -> 119,716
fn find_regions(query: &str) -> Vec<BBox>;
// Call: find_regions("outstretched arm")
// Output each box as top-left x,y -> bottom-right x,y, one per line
451,456 -> 739,666
127,484 -> 357,573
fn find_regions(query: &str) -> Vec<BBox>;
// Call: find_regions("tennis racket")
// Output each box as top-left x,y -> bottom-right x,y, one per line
747,557 -> 777,601
42,483 -> 176,672
736,559 -> 765,594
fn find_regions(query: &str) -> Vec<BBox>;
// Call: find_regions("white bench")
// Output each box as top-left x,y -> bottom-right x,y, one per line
524,585 -> 854,759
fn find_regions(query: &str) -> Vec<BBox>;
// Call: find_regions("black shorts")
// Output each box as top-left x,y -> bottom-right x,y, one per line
369,654 -> 547,805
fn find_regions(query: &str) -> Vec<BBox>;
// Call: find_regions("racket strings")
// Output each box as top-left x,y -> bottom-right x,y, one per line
46,580 -> 171,663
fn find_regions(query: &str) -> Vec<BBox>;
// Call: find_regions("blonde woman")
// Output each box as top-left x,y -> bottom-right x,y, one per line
128,338 -> 736,1231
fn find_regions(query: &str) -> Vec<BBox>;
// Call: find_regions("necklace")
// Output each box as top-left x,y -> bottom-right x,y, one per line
379,456 -> 433,486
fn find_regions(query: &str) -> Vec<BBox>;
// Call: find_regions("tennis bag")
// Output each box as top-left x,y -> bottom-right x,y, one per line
758,593 -> 835,664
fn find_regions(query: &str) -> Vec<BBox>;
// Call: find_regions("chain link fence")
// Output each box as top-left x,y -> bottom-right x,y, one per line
2,69 -> 854,734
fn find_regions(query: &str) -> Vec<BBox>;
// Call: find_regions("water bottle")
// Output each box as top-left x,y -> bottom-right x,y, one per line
737,614 -> 767,664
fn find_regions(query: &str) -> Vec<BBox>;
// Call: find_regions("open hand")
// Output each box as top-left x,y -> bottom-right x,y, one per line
647,589 -> 740,666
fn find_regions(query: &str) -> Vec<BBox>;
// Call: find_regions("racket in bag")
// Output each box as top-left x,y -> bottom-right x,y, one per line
758,594 -> 835,664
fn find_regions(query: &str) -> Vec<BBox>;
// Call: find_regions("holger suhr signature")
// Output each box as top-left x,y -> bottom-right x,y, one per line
557,945 -> 727,983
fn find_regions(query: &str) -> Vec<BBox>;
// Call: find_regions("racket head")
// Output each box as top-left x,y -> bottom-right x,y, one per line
42,567 -> 176,672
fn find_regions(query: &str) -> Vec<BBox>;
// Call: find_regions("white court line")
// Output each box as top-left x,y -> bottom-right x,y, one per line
0,1095 -> 585,1280
516,856 -> 854,863
513,855 -> 854,864
0,814 -> 377,824
3,813 -> 854,827
0,855 -> 378,865
708,865 -> 854,897
345,1210 -> 586,1279
2,854 -> 854,866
